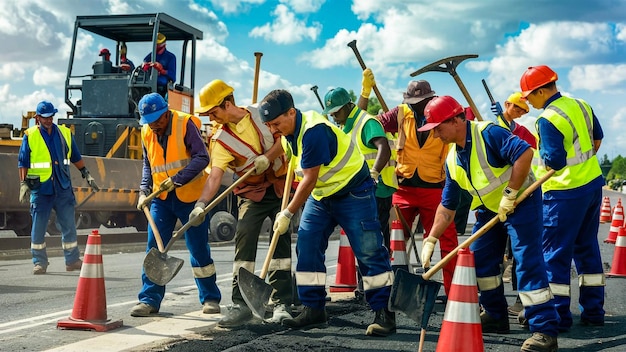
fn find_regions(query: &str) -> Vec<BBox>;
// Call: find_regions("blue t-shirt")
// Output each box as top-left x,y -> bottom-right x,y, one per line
144,49 -> 176,87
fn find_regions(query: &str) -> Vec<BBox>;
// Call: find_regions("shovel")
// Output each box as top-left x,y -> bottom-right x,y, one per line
389,169 -> 555,351
143,168 -> 256,286
239,163 -> 294,319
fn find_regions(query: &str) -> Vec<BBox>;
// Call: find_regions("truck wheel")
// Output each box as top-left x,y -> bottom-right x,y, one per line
210,211 -> 236,242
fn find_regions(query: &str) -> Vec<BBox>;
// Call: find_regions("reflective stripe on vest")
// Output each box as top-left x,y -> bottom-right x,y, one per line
26,125 -> 72,183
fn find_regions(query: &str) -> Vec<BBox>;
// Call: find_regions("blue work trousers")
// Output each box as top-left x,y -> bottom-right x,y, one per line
30,187 -> 80,266
138,192 -> 221,309
471,189 -> 559,337
296,181 -> 392,311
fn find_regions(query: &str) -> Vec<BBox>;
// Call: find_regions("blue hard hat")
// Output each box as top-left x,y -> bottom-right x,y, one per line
138,93 -> 168,124
36,101 -> 58,117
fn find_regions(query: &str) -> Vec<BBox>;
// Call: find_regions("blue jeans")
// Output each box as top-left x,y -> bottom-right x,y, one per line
138,192 -> 221,309
296,181 -> 392,310
30,187 -> 80,266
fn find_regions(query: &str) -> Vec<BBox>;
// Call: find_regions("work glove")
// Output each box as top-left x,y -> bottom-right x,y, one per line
253,155 -> 270,175
120,63 -> 131,71
189,202 -> 207,227
498,187 -> 519,222
19,181 -> 30,204
361,68 -> 376,98
142,62 -> 151,71
369,168 -> 380,183
491,102 -> 504,117
273,209 -> 293,235
421,236 -> 438,269
136,193 -> 148,211
159,177 -> 176,192
152,62 -> 166,75
80,167 -> 100,192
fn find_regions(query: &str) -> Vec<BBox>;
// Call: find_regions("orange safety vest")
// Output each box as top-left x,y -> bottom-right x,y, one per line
211,105 -> 287,202
395,104 -> 448,182
141,110 -> 207,203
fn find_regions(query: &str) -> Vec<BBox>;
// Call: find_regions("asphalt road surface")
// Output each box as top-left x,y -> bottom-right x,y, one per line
1,189 -> 626,351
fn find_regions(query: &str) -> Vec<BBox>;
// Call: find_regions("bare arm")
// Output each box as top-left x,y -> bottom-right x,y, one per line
19,167 -> 28,182
197,166 -> 225,204
369,136 -> 391,173
429,203 -> 456,240
594,139 -> 601,152
265,134 -> 285,162
357,95 -> 369,111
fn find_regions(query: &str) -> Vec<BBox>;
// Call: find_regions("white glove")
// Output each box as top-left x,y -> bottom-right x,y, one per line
273,209 -> 293,235
85,174 -> 100,192
253,155 -> 270,175
421,236 -> 438,269
159,177 -> 176,192
19,181 -> 30,204
369,168 -> 380,182
498,187 -> 518,222
189,202 -> 207,227
137,193 -> 148,211
361,68 -> 376,98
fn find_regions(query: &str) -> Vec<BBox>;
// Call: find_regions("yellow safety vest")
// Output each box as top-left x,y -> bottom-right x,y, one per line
25,125 -> 72,183
535,96 -> 601,191
282,110 -> 365,201
141,110 -> 207,203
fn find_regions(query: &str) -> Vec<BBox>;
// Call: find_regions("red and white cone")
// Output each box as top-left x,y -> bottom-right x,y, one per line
608,226 -> 626,277
389,220 -> 409,273
57,230 -> 123,331
330,229 -> 357,293
600,196 -> 612,223
436,248 -> 483,352
605,200 -> 624,244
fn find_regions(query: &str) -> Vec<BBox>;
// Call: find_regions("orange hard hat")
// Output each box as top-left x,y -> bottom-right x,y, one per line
418,95 -> 463,131
520,65 -> 558,97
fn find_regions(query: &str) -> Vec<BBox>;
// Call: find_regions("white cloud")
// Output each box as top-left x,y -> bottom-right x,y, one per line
280,0 -> 326,13
617,23 -> 626,42
568,64 -> 626,92
0,84 -> 63,128
249,4 -> 321,44
0,63 -> 26,82
205,0 -> 265,14
32,66 -> 66,88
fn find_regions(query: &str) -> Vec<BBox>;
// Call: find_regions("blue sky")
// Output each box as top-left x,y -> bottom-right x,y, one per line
1,0 -> 626,159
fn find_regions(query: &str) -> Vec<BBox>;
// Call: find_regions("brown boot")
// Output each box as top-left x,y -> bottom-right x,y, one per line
282,306 -> 328,329
365,308 -> 396,337
66,259 -> 83,271
521,332 -> 558,352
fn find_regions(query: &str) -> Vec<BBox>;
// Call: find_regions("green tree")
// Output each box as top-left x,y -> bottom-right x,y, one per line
608,155 -> 626,180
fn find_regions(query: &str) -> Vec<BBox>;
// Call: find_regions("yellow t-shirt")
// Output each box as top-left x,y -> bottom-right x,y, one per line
209,113 -> 263,171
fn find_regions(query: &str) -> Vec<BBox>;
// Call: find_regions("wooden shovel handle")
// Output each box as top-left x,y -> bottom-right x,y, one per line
144,207 -> 165,252
423,169 -> 555,281
259,163 -> 295,279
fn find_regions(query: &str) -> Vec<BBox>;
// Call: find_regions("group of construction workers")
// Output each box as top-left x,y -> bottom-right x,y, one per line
126,60 -> 604,352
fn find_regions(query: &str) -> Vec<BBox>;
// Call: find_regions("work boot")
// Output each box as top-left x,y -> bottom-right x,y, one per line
130,303 -> 158,317
202,300 -> 220,314
480,311 -> 510,334
365,308 -> 396,337
264,304 -> 292,324
282,306 -> 328,329
508,295 -> 524,317
581,317 -> 604,326
518,309 -> 529,328
66,259 -> 83,272
218,304 -> 253,328
521,332 -> 558,352
33,264 -> 47,275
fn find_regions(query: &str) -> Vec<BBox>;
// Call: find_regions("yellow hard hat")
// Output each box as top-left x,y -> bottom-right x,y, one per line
157,33 -> 166,44
506,92 -> 529,113
196,79 -> 234,113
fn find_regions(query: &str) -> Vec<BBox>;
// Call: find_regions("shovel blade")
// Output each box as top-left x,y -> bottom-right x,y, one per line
238,267 -> 273,319
143,247 -> 185,286
389,269 -> 441,328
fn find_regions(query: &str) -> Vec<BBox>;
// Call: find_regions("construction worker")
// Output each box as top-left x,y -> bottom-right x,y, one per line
130,92 -> 221,317
419,95 -> 559,352
189,79 -> 292,326
260,89 -> 395,337
519,65 -> 605,331
322,86 -> 397,253
18,101 -> 99,275
357,73 -> 458,296
119,42 -> 135,72
143,33 -> 176,97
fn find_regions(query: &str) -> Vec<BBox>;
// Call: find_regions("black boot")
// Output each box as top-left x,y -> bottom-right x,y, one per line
366,308 -> 396,336
282,306 -> 328,329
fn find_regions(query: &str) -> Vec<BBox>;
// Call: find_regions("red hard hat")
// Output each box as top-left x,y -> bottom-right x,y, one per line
418,95 -> 463,131
520,65 -> 558,97
99,48 -> 111,56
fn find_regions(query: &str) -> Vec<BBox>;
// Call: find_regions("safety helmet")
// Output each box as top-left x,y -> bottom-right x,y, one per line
99,48 -> 111,57
138,93 -> 168,124
157,33 -> 167,45
418,95 -> 463,132
196,79 -> 234,114
506,92 -> 529,113
520,65 -> 558,98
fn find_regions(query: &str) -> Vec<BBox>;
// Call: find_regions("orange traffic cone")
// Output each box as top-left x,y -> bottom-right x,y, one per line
607,226 -> 626,277
329,229 -> 357,293
389,220 -> 409,273
600,196 -> 612,223
605,200 -> 624,244
57,230 -> 123,331
436,248 -> 483,352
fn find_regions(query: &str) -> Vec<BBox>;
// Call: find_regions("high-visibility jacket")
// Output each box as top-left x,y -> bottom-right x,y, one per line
395,104 -> 447,182
211,105 -> 287,201
25,125 -> 72,183
497,115 -> 542,176
534,96 -> 601,191
282,110 -> 365,201
447,121 -> 534,213
141,110 -> 207,203
349,107 -> 398,189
